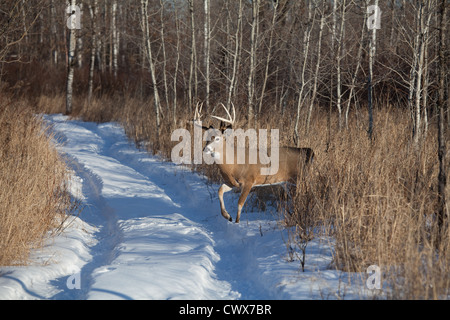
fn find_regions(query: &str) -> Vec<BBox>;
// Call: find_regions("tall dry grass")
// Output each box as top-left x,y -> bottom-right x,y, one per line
286,110 -> 449,299
0,100 -> 74,266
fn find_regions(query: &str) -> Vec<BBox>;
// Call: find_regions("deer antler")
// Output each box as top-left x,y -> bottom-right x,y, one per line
210,103 -> 236,126
193,102 -> 210,130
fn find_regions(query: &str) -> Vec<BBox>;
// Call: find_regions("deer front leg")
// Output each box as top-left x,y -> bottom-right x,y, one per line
236,183 -> 253,223
218,184 -> 233,222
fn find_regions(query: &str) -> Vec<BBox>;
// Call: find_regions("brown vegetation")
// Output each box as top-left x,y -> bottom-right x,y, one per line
0,100 -> 75,266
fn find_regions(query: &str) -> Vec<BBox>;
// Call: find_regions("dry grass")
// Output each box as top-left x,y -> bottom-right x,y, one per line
0,100 -> 75,266
286,110 -> 450,299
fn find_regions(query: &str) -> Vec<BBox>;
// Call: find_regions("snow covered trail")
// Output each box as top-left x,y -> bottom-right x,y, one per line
0,114 -> 362,300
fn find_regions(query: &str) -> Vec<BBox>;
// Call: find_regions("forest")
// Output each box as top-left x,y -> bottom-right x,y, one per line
0,0 -> 449,299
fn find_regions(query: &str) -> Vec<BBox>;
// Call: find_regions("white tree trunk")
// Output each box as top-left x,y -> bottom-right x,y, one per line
294,0 -> 313,144
188,0 -> 198,111
258,1 -> 278,114
226,0 -> 243,111
66,0 -> 77,114
112,0 -> 118,78
367,0 -> 379,139
141,0 -> 161,139
88,0 -> 98,103
247,0 -> 260,127
204,0 -> 211,111
306,6 -> 325,135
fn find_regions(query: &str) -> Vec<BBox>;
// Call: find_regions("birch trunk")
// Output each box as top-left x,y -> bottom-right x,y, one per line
204,0 -> 211,111
437,0 -> 447,231
294,1 -> 313,144
173,5 -> 181,125
258,1 -> 278,114
413,1 -> 431,145
160,0 -> 169,112
188,0 -> 198,111
367,0 -> 379,140
336,0 -> 347,129
226,0 -> 243,111
305,7 -> 325,135
141,0 -> 161,140
345,1 -> 367,128
66,0 -> 77,115
112,0 -> 118,78
88,0 -> 98,103
247,0 -> 260,127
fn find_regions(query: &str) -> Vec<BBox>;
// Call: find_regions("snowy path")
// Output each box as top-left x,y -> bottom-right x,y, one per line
0,115 -> 361,300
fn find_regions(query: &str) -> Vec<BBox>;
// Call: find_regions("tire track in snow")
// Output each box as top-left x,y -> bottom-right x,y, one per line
49,132 -> 124,300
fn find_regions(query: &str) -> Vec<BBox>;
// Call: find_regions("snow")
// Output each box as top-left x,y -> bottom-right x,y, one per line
0,114 -> 371,300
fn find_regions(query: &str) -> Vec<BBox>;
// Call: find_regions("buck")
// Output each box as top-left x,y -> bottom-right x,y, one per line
194,103 -> 314,223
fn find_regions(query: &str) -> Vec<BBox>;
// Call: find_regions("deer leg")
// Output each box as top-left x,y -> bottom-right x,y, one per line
218,184 -> 233,222
236,183 -> 253,223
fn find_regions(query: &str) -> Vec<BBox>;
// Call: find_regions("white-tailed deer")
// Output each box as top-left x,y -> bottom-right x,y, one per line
194,103 -> 314,223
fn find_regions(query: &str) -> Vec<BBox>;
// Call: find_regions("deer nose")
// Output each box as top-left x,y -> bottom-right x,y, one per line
203,145 -> 213,155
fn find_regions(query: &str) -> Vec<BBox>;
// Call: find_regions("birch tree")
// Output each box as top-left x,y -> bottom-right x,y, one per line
294,0 -> 313,144
345,1 -> 368,128
412,0 -> 432,145
437,0 -> 447,232
226,0 -> 243,111
66,0 -> 78,115
141,0 -> 161,140
305,4 -> 325,135
88,0 -> 98,103
247,0 -> 260,127
367,0 -> 380,140
111,0 -> 119,78
336,0 -> 347,129
204,0 -> 211,111
188,0 -> 198,111
258,0 -> 279,114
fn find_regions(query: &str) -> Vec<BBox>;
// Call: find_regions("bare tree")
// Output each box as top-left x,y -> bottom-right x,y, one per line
226,0 -> 243,111
345,0 -> 368,129
258,0 -> 279,115
437,0 -> 447,232
111,0 -> 119,78
367,0 -> 379,140
188,0 -> 198,111
66,0 -> 78,115
306,4 -> 325,135
88,0 -> 98,103
140,0 -> 161,139
247,0 -> 260,127
204,0 -> 211,111
294,0 -> 313,144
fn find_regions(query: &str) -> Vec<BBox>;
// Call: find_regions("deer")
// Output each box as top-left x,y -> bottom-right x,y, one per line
194,103 -> 314,223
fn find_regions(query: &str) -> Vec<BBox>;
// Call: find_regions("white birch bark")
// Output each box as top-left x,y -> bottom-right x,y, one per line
141,0 -> 161,138
66,0 -> 77,114
305,6 -> 325,135
204,0 -> 211,111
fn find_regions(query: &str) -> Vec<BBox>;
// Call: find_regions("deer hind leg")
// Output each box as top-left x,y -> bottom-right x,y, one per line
218,184 -> 233,222
236,183 -> 253,223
